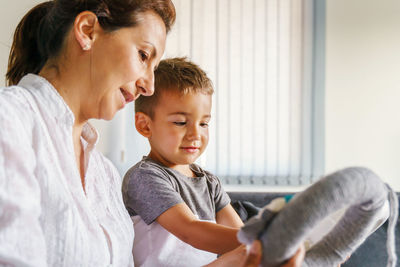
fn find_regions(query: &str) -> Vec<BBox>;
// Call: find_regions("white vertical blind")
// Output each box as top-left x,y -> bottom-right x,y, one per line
163,0 -> 316,185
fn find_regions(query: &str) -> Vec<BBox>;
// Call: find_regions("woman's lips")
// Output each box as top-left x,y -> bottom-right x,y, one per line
120,88 -> 134,104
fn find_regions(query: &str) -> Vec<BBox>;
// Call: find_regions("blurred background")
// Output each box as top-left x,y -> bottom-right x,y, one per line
1,0 -> 399,191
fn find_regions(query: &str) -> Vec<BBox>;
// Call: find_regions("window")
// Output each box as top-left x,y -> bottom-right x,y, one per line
102,0 -> 325,187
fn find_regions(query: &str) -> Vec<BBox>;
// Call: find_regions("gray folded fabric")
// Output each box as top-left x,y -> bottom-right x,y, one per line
237,167 -> 398,267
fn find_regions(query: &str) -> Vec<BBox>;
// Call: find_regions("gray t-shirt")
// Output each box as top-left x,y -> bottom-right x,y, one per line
122,156 -> 230,225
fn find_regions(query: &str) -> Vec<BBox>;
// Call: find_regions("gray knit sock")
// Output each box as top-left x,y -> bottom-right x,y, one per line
237,167 -> 398,267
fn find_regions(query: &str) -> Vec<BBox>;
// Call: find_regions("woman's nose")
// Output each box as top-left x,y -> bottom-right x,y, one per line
136,69 -> 155,96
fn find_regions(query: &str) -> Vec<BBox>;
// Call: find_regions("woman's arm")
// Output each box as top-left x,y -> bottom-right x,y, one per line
0,96 -> 47,266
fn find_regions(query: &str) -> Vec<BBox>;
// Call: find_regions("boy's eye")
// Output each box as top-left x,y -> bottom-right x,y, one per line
200,122 -> 209,128
173,122 -> 186,126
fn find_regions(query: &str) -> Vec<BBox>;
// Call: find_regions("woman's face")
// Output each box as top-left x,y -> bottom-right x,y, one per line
86,11 -> 167,120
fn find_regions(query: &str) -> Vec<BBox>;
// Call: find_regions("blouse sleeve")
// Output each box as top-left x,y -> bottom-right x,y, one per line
0,91 -> 47,266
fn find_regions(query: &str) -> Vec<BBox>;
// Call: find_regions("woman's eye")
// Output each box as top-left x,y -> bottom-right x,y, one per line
173,122 -> 186,126
139,50 -> 148,62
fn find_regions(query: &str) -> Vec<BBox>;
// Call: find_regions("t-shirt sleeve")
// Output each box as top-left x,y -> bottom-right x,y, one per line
122,164 -> 183,225
212,175 -> 231,213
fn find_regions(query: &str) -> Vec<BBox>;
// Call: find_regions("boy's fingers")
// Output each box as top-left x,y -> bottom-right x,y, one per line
242,240 -> 262,267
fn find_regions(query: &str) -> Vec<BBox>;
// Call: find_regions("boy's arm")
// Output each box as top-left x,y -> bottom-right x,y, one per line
156,202 -> 241,254
216,204 -> 244,228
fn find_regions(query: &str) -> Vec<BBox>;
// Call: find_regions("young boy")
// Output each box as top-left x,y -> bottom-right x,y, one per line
122,57 -> 244,267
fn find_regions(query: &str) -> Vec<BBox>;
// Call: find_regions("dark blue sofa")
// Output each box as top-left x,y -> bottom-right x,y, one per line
228,192 -> 400,267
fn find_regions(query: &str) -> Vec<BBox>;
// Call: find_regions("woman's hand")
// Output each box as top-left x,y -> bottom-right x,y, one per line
205,241 -> 305,267
280,244 -> 305,267
203,244 -> 247,267
240,241 -> 262,267
242,241 -> 305,267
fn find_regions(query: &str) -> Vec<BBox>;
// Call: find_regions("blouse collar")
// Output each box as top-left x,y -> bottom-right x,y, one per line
18,74 -> 99,148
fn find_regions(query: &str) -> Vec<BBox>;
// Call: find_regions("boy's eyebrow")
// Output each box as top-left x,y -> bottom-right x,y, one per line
167,112 -> 189,116
167,112 -> 211,118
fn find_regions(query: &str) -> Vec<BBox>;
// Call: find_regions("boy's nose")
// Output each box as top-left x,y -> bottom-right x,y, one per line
186,126 -> 201,141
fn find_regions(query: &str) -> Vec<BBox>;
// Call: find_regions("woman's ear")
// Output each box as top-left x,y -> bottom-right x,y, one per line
135,112 -> 152,138
73,11 -> 98,51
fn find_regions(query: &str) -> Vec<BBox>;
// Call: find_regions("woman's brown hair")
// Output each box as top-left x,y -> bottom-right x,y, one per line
6,0 -> 176,86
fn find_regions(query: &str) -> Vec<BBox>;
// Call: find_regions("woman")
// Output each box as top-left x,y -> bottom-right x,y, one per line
0,0 -> 303,266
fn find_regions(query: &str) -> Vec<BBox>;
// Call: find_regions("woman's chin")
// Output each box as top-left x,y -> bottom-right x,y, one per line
98,101 -> 128,120
99,109 -> 119,121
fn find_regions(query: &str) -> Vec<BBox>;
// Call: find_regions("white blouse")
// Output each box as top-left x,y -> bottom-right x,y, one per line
0,74 -> 134,267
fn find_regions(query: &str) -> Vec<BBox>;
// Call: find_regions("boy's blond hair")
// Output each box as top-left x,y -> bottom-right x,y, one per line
135,57 -> 214,118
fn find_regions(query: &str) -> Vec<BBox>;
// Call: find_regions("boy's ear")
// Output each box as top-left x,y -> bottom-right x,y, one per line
135,112 -> 152,138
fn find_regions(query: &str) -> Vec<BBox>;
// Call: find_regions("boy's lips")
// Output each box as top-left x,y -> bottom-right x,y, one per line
181,146 -> 200,153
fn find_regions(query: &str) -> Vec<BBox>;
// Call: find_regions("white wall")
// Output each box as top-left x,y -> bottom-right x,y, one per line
1,0 -> 400,190
325,0 -> 400,190
0,0 -> 42,86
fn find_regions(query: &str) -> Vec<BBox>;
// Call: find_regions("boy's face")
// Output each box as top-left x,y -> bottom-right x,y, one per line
147,90 -> 212,170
